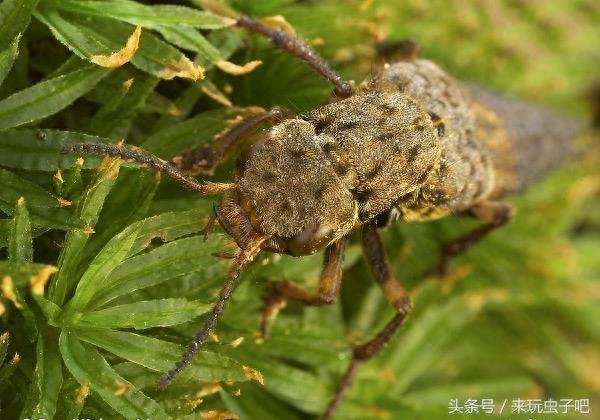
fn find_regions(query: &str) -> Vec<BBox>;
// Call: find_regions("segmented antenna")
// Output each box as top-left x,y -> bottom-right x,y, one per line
158,235 -> 267,388
62,143 -> 235,195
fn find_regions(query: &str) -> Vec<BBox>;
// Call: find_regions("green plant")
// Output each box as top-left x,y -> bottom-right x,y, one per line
1,0 -> 599,419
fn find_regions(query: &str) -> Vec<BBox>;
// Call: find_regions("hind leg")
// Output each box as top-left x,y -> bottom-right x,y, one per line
434,201 -> 514,277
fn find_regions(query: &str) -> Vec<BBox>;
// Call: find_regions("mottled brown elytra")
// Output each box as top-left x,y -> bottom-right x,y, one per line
63,15 -> 582,420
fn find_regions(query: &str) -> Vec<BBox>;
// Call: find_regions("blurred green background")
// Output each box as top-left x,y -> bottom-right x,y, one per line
0,0 -> 599,419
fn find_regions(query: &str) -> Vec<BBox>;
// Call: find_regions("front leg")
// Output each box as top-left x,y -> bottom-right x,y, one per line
435,200 -> 514,277
260,238 -> 345,338
323,222 -> 411,420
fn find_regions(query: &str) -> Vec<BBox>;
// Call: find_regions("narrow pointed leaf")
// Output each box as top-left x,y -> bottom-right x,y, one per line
8,197 -> 33,262
0,168 -> 82,229
74,327 -> 251,384
0,34 -> 20,87
50,156 -> 122,305
19,330 -> 63,420
75,299 -> 210,329
0,129 -> 109,171
0,64 -> 109,130
92,235 -> 229,308
56,0 -> 233,29
59,329 -> 171,419
0,0 -> 39,50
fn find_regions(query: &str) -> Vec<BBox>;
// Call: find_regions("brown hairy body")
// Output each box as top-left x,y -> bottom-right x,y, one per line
64,18 -> 582,420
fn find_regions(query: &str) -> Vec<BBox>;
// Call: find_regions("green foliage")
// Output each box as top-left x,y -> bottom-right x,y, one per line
1,0 -> 599,419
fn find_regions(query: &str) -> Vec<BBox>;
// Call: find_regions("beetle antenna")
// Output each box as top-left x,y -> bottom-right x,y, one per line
62,143 -> 235,195
157,235 -> 268,388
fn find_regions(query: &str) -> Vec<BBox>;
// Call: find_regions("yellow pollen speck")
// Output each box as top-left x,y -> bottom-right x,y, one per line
29,265 -> 58,296
57,197 -> 71,207
75,157 -> 84,167
202,84 -> 233,107
184,398 -> 204,409
200,410 -> 239,420
197,382 -> 221,397
112,381 -> 131,396
229,336 -> 244,348
54,170 -> 64,184
1,276 -> 22,309
157,57 -> 205,81
82,226 -> 96,235
17,197 -> 25,206
242,366 -> 264,385
76,384 -> 90,403
216,60 -> 262,76
91,25 -> 142,68
260,15 -> 297,36
122,78 -> 134,90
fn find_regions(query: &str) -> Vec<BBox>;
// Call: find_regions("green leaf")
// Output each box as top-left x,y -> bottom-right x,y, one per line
65,220 -> 144,314
0,0 -> 39,50
0,65 -> 109,130
59,328 -> 171,420
91,234 -> 229,308
74,327 -> 251,384
8,197 -> 33,262
36,7 -> 204,81
0,168 -> 83,230
0,34 -> 20,87
0,261 -> 57,287
19,330 -> 63,420
56,0 -> 233,29
142,108 -> 233,157
0,331 -> 8,366
0,129 -> 108,171
75,298 -> 209,330
49,156 -> 122,305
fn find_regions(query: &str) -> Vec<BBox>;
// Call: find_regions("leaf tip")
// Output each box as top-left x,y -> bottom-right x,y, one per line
16,196 -> 25,207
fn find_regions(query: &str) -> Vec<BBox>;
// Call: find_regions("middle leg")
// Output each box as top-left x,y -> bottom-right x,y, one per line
260,238 -> 346,338
323,222 -> 412,419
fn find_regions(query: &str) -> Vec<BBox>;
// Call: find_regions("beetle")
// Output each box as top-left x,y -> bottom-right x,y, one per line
64,14 -> 581,419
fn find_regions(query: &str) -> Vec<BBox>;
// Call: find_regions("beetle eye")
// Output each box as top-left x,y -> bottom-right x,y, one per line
287,223 -> 334,256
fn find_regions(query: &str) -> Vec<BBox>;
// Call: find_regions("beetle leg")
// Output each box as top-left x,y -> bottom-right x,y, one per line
435,201 -> 514,277
323,223 -> 411,420
260,238 -> 345,339
172,106 -> 294,176
159,234 -> 269,389
236,16 -> 353,98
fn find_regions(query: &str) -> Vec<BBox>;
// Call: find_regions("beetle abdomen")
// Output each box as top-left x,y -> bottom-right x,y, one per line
468,86 -> 581,196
